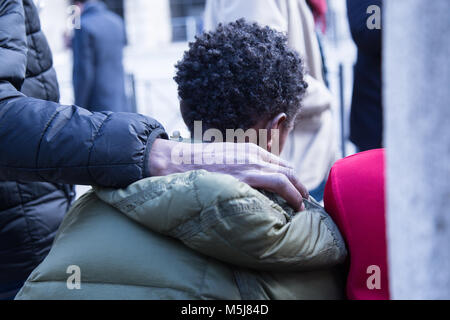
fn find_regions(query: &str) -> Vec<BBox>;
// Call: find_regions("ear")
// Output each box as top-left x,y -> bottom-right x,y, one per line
267,113 -> 287,153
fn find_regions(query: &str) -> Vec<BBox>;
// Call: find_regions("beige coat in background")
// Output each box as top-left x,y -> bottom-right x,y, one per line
204,0 -> 337,191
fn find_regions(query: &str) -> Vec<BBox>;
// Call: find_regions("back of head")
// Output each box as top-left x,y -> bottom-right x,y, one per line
175,19 -> 308,135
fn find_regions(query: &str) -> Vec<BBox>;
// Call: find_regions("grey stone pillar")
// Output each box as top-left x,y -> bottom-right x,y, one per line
384,0 -> 450,299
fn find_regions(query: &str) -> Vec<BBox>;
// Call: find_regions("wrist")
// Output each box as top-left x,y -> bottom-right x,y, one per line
148,139 -> 175,177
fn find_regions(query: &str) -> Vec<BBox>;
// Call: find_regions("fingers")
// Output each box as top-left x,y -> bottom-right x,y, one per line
252,160 -> 309,200
252,144 -> 293,168
232,143 -> 310,205
243,171 -> 306,212
158,141 -> 310,210
279,166 -> 310,200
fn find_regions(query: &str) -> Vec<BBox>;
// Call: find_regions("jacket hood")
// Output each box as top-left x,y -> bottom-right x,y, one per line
95,170 -> 346,272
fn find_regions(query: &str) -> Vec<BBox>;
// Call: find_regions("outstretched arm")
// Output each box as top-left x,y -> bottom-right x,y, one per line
0,97 -> 168,187
0,0 -> 307,208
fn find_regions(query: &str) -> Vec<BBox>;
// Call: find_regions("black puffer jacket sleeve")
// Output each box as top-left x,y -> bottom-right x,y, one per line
0,0 -> 27,98
0,0 -> 168,188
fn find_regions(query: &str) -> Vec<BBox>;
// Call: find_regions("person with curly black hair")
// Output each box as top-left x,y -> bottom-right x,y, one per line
204,0 -> 337,202
175,19 -> 308,156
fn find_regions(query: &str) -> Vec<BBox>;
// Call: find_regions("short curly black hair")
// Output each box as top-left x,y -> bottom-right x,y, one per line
175,19 -> 308,134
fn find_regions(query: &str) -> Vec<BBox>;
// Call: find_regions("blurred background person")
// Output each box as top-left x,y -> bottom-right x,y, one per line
72,0 -> 129,112
347,0 -> 382,151
204,0 -> 337,201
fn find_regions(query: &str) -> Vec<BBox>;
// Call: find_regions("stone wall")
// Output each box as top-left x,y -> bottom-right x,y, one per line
385,0 -> 450,299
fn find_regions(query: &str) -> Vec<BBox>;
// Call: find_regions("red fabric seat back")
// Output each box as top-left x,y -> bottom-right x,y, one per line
324,149 -> 390,300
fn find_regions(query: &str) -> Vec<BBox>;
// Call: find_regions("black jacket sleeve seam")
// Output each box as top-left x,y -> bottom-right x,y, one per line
35,109 -> 61,182
87,113 -> 111,185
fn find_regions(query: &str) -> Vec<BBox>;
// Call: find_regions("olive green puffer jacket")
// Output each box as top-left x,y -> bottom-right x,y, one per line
16,170 -> 347,300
